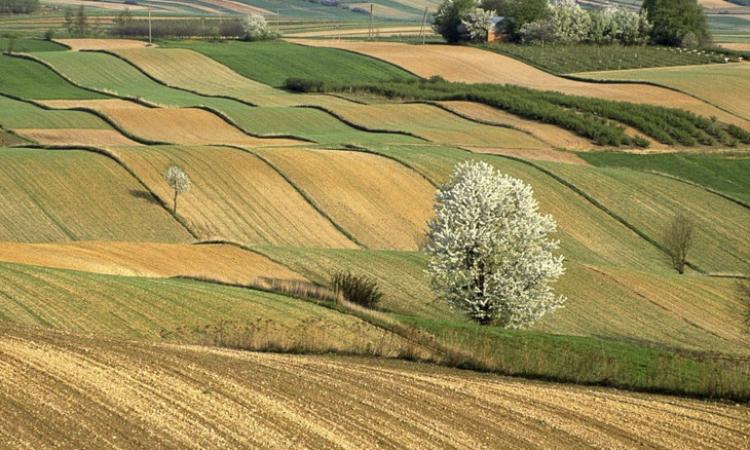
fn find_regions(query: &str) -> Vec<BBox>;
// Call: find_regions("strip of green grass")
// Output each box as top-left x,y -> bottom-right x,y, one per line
0,38 -> 66,52
0,54 -> 107,100
0,95 -> 110,129
406,317 -> 750,402
160,40 -> 416,87
580,152 -> 750,205
479,43 -> 737,74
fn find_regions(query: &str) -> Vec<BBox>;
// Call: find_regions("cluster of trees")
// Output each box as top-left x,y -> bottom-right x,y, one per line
111,10 -> 275,41
434,0 -> 711,48
286,77 -> 750,147
0,0 -> 38,15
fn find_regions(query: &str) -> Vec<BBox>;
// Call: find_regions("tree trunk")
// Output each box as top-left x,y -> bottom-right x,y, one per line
173,190 -> 178,213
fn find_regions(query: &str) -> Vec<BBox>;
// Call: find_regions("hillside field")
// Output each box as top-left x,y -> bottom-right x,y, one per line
0,36 -> 748,447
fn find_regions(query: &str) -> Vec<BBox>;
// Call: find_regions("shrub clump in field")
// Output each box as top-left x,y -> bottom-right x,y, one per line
426,160 -> 566,328
331,271 -> 383,309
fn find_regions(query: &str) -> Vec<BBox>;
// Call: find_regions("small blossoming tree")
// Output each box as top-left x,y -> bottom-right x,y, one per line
425,160 -> 566,328
163,165 -> 191,213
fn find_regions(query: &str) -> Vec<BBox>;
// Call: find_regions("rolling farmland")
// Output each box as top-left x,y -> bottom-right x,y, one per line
0,35 -> 748,447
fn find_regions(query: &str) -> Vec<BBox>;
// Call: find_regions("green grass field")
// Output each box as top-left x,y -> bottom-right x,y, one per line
0,54 -> 108,100
0,147 -> 191,242
0,95 -> 110,129
0,37 -> 66,52
580,152 -> 750,205
161,40 -> 417,87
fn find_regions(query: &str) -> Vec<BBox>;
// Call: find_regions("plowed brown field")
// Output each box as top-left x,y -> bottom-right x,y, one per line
256,148 -> 436,250
292,40 -> 750,129
107,145 -> 358,248
0,242 -> 303,284
55,38 -> 153,51
1,327 -> 748,450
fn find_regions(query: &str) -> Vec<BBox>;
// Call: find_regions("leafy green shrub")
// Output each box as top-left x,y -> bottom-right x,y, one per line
331,271 -> 383,309
283,78 -> 325,93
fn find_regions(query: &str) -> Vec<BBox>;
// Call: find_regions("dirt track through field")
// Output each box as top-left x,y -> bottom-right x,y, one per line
0,327 -> 748,450
292,40 -> 750,129
0,242 -> 304,284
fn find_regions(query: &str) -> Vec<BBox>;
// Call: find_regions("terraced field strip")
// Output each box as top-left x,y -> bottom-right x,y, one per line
13,128 -> 142,147
0,148 -> 191,243
468,146 -> 590,165
255,246 -> 451,319
284,25 -> 428,37
0,95 -> 110,130
0,263 -> 403,350
367,145 -> 667,269
108,145 -> 358,248
0,54 -> 108,101
576,63 -> 750,121
292,40 -> 750,129
540,162 -> 750,274
0,242 -> 304,285
111,47 -> 355,108
255,148 -> 436,250
326,103 -> 551,147
438,100 -> 596,150
1,328 -> 748,450
54,38 -> 152,51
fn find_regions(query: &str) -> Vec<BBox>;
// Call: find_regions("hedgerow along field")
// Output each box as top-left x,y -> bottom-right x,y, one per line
0,35 -> 749,446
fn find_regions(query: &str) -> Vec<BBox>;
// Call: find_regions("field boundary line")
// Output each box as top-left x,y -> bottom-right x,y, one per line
17,144 -> 200,240
339,144 -> 440,188
296,105 -> 429,142
457,147 -> 710,274
220,144 -> 365,249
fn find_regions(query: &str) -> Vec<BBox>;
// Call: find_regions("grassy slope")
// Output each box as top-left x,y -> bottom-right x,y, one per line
0,262 -> 401,351
255,147 -> 435,250
539,162 -> 750,274
579,152 -> 750,204
0,54 -> 107,100
0,148 -> 191,243
0,95 -> 110,130
108,145 -> 357,248
577,63 -> 750,120
0,38 -> 66,52
160,40 -> 416,87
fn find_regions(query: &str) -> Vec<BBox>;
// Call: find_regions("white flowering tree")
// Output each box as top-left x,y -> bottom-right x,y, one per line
164,165 -> 191,213
425,160 -> 566,328
461,8 -> 495,43
243,13 -> 272,41
550,0 -> 591,44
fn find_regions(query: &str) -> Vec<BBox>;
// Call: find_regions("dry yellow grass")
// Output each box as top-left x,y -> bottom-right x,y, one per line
1,327 -> 748,450
329,103 -> 550,147
42,98 -> 300,145
107,145 -> 358,248
720,42 -> 750,51
101,106 -> 301,146
0,242 -> 303,284
256,148 -> 435,250
576,63 -> 750,121
439,100 -> 595,149
293,40 -> 750,129
12,128 -> 141,147
55,38 -> 153,51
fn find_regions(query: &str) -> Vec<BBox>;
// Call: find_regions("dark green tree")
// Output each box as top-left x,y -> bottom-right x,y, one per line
433,0 -> 477,43
642,0 -> 710,47
490,0 -> 550,37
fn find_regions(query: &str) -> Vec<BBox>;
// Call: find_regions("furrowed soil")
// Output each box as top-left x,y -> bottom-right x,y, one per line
0,326 -> 747,450
255,148 -> 435,250
107,145 -> 358,248
14,129 -> 141,147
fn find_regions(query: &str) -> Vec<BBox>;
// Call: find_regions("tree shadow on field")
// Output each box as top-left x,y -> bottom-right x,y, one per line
129,189 -> 160,205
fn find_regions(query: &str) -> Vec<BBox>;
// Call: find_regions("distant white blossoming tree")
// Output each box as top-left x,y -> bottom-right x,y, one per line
163,165 -> 191,214
425,160 -> 566,328
243,14 -> 272,41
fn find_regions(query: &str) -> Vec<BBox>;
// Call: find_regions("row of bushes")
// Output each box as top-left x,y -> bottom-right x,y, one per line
111,17 -> 246,39
0,0 -> 37,15
285,77 -> 750,147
